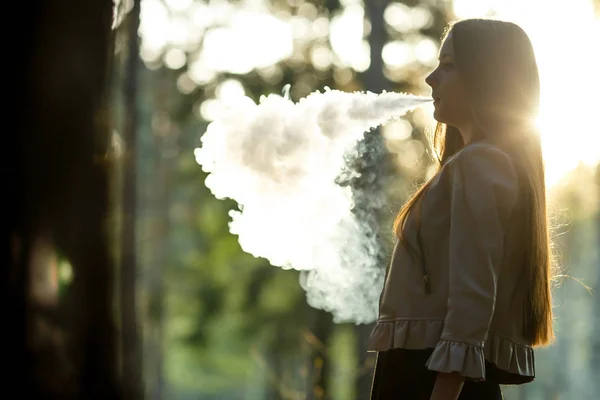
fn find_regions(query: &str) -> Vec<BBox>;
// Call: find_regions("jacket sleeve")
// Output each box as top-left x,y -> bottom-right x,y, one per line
425,144 -> 519,380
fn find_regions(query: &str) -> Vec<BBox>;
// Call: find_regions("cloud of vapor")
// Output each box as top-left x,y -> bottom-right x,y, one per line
194,87 -> 431,324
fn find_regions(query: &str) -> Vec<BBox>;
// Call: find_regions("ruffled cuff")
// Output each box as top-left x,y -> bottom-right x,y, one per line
425,340 -> 486,380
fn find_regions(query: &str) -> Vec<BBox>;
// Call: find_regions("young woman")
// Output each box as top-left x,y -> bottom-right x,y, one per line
368,18 -> 555,400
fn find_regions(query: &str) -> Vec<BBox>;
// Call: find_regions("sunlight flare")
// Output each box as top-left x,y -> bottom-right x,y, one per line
453,0 -> 600,186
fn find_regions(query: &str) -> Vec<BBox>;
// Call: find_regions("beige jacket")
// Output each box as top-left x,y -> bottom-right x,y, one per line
368,142 -> 535,382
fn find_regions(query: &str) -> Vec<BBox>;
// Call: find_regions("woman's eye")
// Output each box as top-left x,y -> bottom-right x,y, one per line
441,62 -> 454,70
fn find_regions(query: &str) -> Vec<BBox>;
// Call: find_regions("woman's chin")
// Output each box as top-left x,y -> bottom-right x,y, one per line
432,108 -> 452,125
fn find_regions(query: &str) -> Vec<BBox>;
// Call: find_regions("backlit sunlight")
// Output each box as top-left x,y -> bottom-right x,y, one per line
453,0 -> 600,186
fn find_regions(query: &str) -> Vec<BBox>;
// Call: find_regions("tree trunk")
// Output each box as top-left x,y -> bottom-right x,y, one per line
8,0 -> 121,397
592,163 -> 600,396
306,309 -> 334,399
120,1 -> 143,399
355,1 -> 391,399
145,68 -> 176,400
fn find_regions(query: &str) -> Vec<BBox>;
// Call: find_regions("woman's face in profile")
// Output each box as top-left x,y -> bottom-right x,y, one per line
425,32 -> 471,127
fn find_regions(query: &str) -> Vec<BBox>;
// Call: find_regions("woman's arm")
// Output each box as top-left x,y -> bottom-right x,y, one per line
430,372 -> 465,400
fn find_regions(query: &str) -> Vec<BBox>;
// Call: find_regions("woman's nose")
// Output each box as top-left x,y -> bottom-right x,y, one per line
425,71 -> 436,89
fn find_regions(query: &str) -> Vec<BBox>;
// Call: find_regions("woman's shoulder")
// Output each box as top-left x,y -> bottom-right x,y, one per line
452,141 -> 513,165
447,141 -> 517,181
444,141 -> 520,215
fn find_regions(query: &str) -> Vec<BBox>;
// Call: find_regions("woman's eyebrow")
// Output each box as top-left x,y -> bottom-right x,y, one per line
438,53 -> 453,61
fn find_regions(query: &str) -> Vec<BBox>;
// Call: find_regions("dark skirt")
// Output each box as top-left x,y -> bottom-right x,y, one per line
370,348 -> 504,400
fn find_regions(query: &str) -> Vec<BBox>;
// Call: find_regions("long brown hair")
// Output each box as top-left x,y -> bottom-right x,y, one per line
393,18 -> 554,347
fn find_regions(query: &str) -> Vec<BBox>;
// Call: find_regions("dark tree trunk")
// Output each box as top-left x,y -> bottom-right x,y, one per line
8,0 -> 121,398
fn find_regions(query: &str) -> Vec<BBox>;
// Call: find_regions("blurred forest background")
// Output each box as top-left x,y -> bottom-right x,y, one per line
9,0 -> 599,399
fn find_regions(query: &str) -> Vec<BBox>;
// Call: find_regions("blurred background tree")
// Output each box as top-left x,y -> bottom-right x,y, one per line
107,0 -> 599,399
8,0 -> 122,398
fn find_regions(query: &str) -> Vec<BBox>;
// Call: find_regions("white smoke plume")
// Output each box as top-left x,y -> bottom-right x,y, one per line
194,87 -> 431,324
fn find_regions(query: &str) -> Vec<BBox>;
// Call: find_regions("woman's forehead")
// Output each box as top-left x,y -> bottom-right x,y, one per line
439,32 -> 454,58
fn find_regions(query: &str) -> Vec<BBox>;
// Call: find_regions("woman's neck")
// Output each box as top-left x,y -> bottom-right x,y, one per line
457,123 -> 485,145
